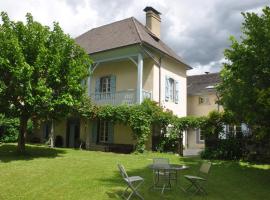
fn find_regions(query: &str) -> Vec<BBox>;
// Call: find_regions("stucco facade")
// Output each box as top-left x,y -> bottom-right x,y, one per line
160,57 -> 187,117
187,93 -> 220,116
34,7 -> 191,153
184,74 -> 223,154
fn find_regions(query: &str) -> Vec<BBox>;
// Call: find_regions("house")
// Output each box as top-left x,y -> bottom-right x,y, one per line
184,72 -> 252,156
34,7 -> 190,152
184,72 -> 221,155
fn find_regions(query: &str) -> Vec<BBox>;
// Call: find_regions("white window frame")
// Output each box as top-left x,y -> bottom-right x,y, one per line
196,129 -> 204,144
100,76 -> 111,94
99,120 -> 109,143
199,129 -> 204,142
221,123 -> 250,138
168,78 -> 175,102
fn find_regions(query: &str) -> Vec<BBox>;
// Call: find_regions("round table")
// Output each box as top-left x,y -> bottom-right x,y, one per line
149,164 -> 189,192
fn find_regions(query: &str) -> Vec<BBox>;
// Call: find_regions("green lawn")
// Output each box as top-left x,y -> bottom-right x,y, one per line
0,144 -> 269,200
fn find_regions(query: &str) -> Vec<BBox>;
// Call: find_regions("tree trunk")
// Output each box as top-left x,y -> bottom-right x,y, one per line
17,116 -> 28,153
49,119 -> 54,148
178,131 -> 183,156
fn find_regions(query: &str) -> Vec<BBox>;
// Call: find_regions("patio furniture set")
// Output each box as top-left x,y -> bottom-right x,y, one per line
117,158 -> 212,200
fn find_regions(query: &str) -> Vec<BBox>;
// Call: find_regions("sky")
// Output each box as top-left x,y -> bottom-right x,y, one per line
0,0 -> 269,75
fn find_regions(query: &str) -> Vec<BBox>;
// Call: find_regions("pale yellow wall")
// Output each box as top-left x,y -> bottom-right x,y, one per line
80,118 -> 92,144
53,120 -> 67,144
160,57 -> 187,117
91,60 -> 136,92
146,11 -> 161,38
187,93 -> 221,116
86,121 -> 152,150
34,119 -> 67,145
152,64 -> 160,102
114,123 -> 152,150
90,58 -> 154,95
186,93 -> 223,149
113,123 -> 136,145
187,129 -> 205,149
143,59 -> 154,92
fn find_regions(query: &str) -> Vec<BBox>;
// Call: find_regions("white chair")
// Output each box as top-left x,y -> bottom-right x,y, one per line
117,164 -> 144,200
184,162 -> 212,195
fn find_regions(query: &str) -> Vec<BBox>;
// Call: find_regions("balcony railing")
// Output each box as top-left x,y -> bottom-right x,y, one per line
90,89 -> 152,105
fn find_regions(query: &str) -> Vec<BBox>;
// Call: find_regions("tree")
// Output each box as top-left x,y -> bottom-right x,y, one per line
218,6 -> 270,136
0,12 -> 92,152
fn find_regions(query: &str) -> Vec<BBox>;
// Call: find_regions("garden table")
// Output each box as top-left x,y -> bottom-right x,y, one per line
149,164 -> 189,193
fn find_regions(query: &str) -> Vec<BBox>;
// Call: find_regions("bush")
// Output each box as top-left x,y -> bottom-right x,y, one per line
0,116 -> 19,143
0,116 -> 34,143
201,111 -> 270,163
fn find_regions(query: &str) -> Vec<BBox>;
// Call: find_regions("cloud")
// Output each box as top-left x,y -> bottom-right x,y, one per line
0,0 -> 269,75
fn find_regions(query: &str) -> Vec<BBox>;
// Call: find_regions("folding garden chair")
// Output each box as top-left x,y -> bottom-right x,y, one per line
184,162 -> 211,195
117,164 -> 144,200
152,158 -> 174,194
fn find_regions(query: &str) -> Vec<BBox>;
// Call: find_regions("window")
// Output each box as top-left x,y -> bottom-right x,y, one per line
198,96 -> 210,105
169,78 -> 175,101
100,76 -> 111,93
165,76 -> 179,103
196,129 -> 204,144
199,130 -> 204,141
220,123 -> 250,139
95,75 -> 116,100
99,120 -> 109,143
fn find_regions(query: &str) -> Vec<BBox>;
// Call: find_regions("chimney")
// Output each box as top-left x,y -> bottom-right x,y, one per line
143,6 -> 161,38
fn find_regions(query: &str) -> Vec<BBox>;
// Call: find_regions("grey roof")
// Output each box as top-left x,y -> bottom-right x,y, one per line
75,17 -> 189,67
187,73 -> 221,95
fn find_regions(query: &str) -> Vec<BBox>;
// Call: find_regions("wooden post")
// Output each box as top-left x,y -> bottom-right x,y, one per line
137,54 -> 143,103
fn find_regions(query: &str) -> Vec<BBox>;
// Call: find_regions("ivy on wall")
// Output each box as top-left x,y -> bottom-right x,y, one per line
75,98 -> 205,153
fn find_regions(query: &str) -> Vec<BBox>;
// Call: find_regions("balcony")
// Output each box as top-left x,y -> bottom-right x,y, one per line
90,89 -> 152,105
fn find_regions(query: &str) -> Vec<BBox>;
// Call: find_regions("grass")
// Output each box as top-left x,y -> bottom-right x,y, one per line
0,144 -> 269,200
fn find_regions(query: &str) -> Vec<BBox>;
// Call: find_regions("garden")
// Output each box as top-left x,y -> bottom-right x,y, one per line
0,143 -> 269,200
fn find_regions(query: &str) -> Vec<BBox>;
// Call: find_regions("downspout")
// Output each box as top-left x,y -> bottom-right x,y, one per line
139,44 -> 162,105
216,91 -> 220,112
158,57 -> 162,106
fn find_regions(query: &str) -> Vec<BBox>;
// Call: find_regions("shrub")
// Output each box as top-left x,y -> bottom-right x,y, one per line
0,116 -> 34,143
0,115 -> 19,143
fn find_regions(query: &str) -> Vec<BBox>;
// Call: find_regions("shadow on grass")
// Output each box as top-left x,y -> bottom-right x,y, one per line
97,155 -> 270,200
0,143 -> 66,163
98,159 -> 199,200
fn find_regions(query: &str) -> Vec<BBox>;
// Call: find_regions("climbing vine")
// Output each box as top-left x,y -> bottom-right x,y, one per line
76,98 -> 204,153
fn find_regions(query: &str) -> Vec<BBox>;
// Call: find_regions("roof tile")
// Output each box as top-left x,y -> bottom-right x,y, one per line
75,17 -> 189,66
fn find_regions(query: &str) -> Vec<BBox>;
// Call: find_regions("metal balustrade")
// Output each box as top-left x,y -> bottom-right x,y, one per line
90,89 -> 152,105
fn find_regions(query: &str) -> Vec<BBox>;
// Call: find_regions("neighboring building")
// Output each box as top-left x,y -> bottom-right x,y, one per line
34,7 -> 190,152
184,72 -> 221,155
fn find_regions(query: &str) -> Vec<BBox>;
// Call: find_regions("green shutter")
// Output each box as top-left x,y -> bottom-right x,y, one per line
110,75 -> 116,93
175,80 -> 179,104
95,78 -> 100,100
165,76 -> 169,101
108,122 -> 114,144
92,120 -> 98,144
95,78 -> 100,92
